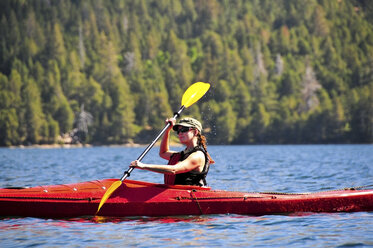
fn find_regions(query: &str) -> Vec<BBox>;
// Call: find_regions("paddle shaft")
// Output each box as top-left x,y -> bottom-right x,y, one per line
120,105 -> 186,181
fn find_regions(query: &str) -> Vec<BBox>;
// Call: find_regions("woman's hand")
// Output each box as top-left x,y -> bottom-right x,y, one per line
130,160 -> 145,169
165,117 -> 176,130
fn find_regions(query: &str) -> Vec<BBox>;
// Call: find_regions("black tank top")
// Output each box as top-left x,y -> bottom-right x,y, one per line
173,146 -> 209,186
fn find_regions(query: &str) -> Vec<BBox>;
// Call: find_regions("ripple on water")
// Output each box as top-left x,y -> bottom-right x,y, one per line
0,145 -> 373,247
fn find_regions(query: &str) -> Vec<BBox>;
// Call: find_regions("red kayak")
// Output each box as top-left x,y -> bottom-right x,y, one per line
0,179 -> 372,218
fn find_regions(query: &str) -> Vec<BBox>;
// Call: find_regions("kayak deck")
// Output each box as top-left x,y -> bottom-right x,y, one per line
0,179 -> 372,217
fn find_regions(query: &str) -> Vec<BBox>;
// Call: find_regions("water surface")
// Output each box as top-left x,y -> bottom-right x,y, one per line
0,145 -> 372,247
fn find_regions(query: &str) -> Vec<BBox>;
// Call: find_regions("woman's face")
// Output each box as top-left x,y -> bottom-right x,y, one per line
177,126 -> 196,143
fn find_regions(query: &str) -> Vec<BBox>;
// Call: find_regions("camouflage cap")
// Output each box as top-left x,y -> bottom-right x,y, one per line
173,117 -> 202,133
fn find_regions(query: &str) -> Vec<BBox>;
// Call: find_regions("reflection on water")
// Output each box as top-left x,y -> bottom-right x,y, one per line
0,145 -> 372,247
72,215 -> 215,224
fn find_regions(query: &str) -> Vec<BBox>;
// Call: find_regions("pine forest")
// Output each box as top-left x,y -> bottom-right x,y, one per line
0,0 -> 373,146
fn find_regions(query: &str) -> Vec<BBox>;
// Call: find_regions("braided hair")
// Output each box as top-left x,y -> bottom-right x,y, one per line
197,133 -> 215,164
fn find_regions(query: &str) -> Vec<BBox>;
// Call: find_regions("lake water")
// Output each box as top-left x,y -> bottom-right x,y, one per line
0,145 -> 372,247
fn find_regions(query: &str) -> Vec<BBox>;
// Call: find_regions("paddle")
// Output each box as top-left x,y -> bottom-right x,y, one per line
96,82 -> 210,214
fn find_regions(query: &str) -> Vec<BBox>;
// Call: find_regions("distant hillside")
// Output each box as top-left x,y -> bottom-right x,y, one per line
0,0 -> 372,146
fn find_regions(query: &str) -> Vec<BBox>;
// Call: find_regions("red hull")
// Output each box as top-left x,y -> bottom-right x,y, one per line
0,179 -> 372,218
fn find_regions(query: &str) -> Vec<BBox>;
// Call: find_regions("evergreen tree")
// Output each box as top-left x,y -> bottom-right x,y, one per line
1,0 -> 373,145
22,78 -> 45,144
0,73 -> 20,145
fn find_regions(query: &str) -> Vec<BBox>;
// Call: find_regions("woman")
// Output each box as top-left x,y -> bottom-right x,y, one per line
130,117 -> 214,186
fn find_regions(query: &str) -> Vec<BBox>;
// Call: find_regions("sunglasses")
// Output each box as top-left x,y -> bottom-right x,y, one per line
176,126 -> 192,134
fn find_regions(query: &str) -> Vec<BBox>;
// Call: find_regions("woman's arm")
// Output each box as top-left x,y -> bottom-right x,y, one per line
159,118 -> 177,160
131,151 -> 205,175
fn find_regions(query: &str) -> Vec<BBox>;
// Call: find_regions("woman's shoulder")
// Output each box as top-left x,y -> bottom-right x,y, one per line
184,150 -> 205,163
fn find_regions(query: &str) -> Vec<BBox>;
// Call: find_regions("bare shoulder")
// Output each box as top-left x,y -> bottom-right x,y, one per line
186,150 -> 205,164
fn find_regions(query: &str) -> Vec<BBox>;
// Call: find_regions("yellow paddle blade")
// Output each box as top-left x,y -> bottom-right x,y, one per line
96,180 -> 122,215
181,82 -> 210,108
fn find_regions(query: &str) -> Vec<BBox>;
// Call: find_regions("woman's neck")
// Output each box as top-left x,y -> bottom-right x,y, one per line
184,138 -> 198,150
